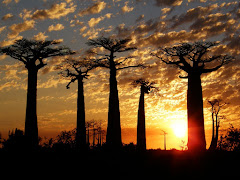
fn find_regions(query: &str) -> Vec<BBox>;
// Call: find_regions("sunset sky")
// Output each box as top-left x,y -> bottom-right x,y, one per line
0,0 -> 239,149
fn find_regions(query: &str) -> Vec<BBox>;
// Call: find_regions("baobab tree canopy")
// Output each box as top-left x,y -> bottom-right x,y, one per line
0,39 -> 74,70
157,42 -> 233,76
86,37 -> 136,53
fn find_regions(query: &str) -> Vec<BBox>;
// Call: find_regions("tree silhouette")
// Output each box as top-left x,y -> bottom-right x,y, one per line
208,99 -> 228,151
1,129 -> 26,152
0,38 -> 74,149
132,79 -> 156,151
218,124 -> 240,151
153,42 -> 234,151
58,57 -> 99,151
86,37 -> 144,150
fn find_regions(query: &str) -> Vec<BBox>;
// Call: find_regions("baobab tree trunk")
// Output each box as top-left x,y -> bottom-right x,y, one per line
25,68 -> 38,149
187,72 -> 206,151
106,51 -> 122,150
76,77 -> 87,151
137,85 -> 146,151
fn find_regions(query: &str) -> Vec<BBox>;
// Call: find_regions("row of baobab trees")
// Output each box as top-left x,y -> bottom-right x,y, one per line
0,37 -> 234,152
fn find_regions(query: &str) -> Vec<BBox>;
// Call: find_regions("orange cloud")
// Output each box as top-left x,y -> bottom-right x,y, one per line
48,23 -> 65,32
0,26 -> 6,34
33,32 -> 49,41
0,35 -> 23,47
88,13 -> 112,27
88,17 -> 105,28
8,20 -> 35,39
32,2 -> 76,20
121,1 -> 134,13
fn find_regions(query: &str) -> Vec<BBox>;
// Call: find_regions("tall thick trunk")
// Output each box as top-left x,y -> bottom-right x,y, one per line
106,52 -> 122,150
76,78 -> 87,151
187,72 -> 206,151
137,86 -> 146,151
25,68 -> 38,149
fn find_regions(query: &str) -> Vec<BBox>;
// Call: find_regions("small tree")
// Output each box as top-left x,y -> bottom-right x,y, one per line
58,57 -> 99,151
218,124 -> 240,151
132,79 -> 156,151
153,42 -> 234,151
208,99 -> 228,150
1,129 -> 26,151
86,37 -> 144,150
0,38 -> 74,149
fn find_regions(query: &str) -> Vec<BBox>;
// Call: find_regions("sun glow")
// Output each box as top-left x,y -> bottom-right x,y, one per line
171,121 -> 187,138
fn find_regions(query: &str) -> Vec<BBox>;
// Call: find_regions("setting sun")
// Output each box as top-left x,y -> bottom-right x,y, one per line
171,122 -> 187,138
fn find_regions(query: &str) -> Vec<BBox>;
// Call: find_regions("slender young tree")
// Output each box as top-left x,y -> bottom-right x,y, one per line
132,79 -> 156,151
208,99 -> 227,150
58,58 -> 99,151
153,42 -> 233,151
86,37 -> 143,150
0,38 -> 74,149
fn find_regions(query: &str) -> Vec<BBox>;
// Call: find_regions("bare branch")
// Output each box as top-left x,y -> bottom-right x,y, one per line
66,78 -> 77,89
152,52 -> 190,73
202,55 -> 234,74
117,47 -> 137,52
115,56 -> 135,66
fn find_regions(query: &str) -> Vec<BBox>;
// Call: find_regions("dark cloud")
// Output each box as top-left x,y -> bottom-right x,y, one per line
155,0 -> 183,7
171,4 -> 218,29
139,30 -> 204,47
78,1 -> 106,16
2,13 -> 14,21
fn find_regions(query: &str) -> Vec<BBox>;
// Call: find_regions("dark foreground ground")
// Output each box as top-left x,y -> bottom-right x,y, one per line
1,150 -> 239,178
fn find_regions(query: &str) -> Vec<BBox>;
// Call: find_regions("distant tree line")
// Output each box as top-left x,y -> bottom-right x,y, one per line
0,37 -> 235,153
1,123 -> 240,152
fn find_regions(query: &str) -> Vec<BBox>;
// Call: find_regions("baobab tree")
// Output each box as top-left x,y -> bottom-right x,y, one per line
86,37 -> 144,150
0,38 -> 74,149
132,79 -> 156,151
208,99 -> 228,150
58,57 -> 99,151
153,42 -> 234,151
